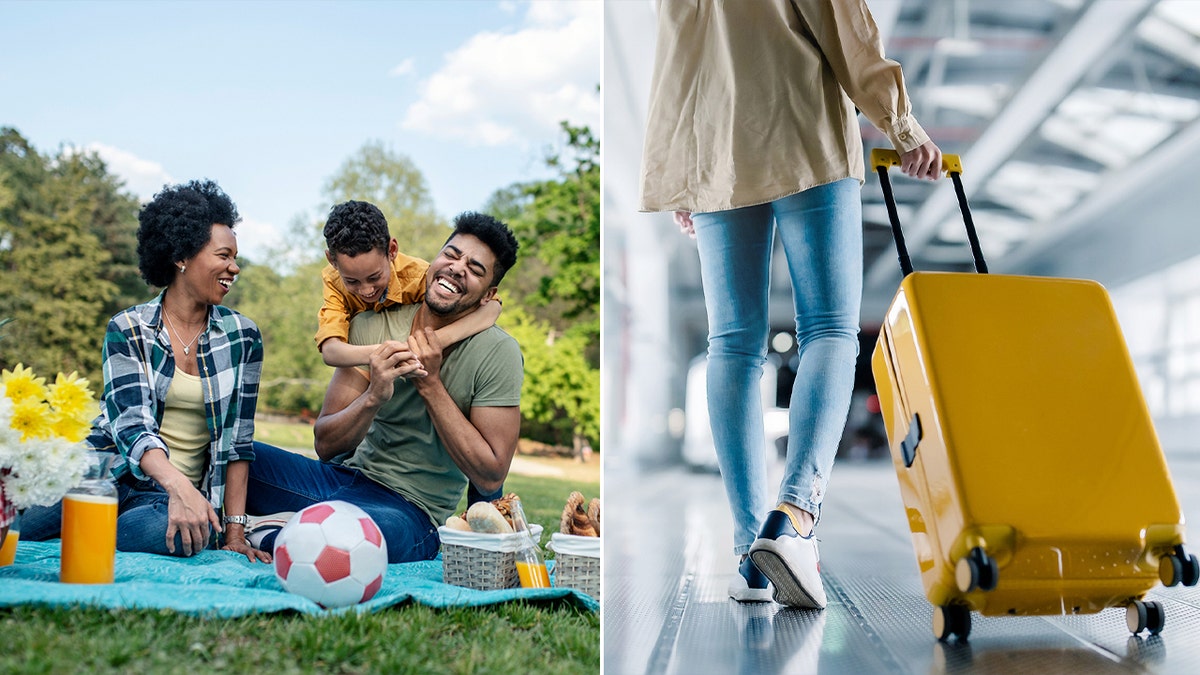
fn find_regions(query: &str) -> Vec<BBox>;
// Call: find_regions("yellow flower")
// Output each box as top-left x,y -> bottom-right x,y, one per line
48,412 -> 91,444
1,364 -> 49,405
10,397 -> 52,441
47,371 -> 94,418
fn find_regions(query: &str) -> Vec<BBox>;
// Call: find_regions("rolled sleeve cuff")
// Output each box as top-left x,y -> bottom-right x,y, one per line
314,327 -> 345,350
127,433 -> 168,480
228,441 -> 256,464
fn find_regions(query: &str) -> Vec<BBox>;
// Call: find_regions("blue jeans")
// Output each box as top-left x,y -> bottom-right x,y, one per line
245,442 -> 440,563
22,475 -> 216,557
692,179 -> 862,555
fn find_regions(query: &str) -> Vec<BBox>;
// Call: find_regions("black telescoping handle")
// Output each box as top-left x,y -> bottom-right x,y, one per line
870,148 -> 987,276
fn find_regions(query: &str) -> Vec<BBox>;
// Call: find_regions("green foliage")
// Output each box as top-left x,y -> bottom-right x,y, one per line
225,257 -> 331,415
489,123 -> 599,365
0,128 -> 141,380
322,141 -> 451,261
501,308 -> 599,449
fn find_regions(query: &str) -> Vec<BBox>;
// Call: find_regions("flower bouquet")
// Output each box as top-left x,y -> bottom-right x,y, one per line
0,364 -> 95,556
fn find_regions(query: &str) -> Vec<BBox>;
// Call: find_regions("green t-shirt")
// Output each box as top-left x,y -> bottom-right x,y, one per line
344,304 -> 523,526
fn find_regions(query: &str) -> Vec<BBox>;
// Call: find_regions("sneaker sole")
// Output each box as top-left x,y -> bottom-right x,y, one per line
729,586 -> 774,603
749,548 -> 825,609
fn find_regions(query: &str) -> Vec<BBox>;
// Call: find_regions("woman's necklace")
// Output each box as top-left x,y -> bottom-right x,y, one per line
163,309 -> 206,356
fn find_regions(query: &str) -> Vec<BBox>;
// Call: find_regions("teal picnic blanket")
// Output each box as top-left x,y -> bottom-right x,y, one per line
0,541 -> 598,617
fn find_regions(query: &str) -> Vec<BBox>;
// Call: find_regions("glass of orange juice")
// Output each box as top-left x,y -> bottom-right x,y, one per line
60,453 -> 118,584
0,513 -> 20,566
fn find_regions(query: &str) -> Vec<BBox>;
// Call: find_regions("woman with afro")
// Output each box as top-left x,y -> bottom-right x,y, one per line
24,179 -> 270,563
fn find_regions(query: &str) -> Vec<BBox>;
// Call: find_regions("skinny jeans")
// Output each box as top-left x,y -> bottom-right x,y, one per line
692,179 -> 862,555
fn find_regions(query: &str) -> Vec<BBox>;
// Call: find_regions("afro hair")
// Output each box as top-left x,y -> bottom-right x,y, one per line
323,201 -> 391,258
137,179 -> 240,288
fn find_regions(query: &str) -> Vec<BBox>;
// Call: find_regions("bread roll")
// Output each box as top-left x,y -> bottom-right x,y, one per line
466,501 -> 513,534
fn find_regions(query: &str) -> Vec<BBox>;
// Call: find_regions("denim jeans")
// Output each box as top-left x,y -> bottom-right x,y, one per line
245,442 -> 440,564
22,475 -> 216,557
692,179 -> 862,555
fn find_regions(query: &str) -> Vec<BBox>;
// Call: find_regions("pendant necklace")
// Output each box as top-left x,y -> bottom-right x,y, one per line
163,309 -> 205,356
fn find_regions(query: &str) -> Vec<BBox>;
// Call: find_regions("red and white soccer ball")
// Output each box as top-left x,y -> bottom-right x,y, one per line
273,500 -> 388,608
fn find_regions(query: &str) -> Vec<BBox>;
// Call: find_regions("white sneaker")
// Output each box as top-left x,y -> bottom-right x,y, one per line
749,509 -> 827,609
728,554 -> 773,602
245,512 -> 294,550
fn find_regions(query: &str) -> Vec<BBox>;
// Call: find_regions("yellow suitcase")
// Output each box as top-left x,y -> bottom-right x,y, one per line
868,149 -> 1199,641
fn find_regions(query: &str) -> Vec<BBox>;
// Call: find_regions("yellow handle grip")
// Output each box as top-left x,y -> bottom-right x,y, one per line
870,148 -> 963,175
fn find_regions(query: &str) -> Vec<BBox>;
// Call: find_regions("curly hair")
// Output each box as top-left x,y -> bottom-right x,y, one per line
446,211 -> 520,286
323,201 -> 391,257
137,179 -> 240,288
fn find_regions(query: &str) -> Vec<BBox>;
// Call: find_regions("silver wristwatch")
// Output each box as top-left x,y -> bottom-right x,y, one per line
222,514 -> 251,526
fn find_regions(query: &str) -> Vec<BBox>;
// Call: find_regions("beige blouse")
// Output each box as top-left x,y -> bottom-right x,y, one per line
639,0 -> 930,214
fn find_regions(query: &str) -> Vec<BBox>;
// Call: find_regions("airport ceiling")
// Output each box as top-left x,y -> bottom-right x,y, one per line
605,0 -> 1200,325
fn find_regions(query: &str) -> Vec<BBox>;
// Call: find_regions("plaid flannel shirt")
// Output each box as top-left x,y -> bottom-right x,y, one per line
86,291 -> 263,517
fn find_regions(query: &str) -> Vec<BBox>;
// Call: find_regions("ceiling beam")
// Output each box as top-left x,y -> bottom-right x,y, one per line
863,0 -> 1156,293
998,113 -> 1200,272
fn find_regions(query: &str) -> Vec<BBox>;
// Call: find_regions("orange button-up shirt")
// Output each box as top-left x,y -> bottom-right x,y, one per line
314,251 -> 429,349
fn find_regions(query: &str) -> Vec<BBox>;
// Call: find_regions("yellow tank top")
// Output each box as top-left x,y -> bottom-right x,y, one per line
160,370 -> 210,488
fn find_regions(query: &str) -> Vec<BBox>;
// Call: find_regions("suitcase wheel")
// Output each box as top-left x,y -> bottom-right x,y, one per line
955,547 -> 999,593
933,603 -> 971,642
1158,546 -> 1200,587
1126,600 -> 1166,636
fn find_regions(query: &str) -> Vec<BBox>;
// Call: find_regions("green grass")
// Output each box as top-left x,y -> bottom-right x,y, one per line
1,436 -> 601,674
253,418 -> 316,452
0,602 -> 597,674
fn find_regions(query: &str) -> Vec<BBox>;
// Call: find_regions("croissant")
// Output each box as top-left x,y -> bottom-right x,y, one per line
490,493 -> 519,531
587,497 -> 600,537
561,491 -> 599,537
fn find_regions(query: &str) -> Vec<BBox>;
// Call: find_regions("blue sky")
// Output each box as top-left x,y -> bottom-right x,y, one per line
0,0 -> 601,263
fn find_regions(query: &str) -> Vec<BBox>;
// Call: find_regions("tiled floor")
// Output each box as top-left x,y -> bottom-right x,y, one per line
603,452 -> 1200,674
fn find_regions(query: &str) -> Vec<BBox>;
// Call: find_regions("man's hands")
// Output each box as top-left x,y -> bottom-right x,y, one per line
407,327 -> 446,395
364,340 -> 427,407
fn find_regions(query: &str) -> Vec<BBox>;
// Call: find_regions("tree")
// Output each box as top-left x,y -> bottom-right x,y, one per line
321,141 -> 451,261
0,128 -> 140,380
225,250 -> 330,416
493,122 -> 599,359
500,307 -> 599,451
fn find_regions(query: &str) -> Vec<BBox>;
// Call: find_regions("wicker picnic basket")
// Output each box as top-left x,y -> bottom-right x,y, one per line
549,532 -> 601,600
439,524 -> 544,591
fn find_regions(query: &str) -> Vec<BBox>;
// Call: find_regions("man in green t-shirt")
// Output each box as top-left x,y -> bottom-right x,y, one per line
245,212 -> 523,563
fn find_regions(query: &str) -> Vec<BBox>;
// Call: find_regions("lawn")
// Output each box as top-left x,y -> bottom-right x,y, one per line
0,422 -> 601,675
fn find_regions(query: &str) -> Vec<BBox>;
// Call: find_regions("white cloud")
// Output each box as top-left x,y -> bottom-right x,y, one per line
82,142 -> 174,201
401,1 -> 601,148
389,58 -> 415,77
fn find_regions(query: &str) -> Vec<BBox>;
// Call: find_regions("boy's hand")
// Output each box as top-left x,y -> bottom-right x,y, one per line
366,342 -> 423,406
380,339 -> 426,378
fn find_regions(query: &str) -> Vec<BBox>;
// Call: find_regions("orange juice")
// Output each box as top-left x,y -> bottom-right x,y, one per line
0,527 -> 18,566
516,560 -> 551,588
61,492 -> 118,584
